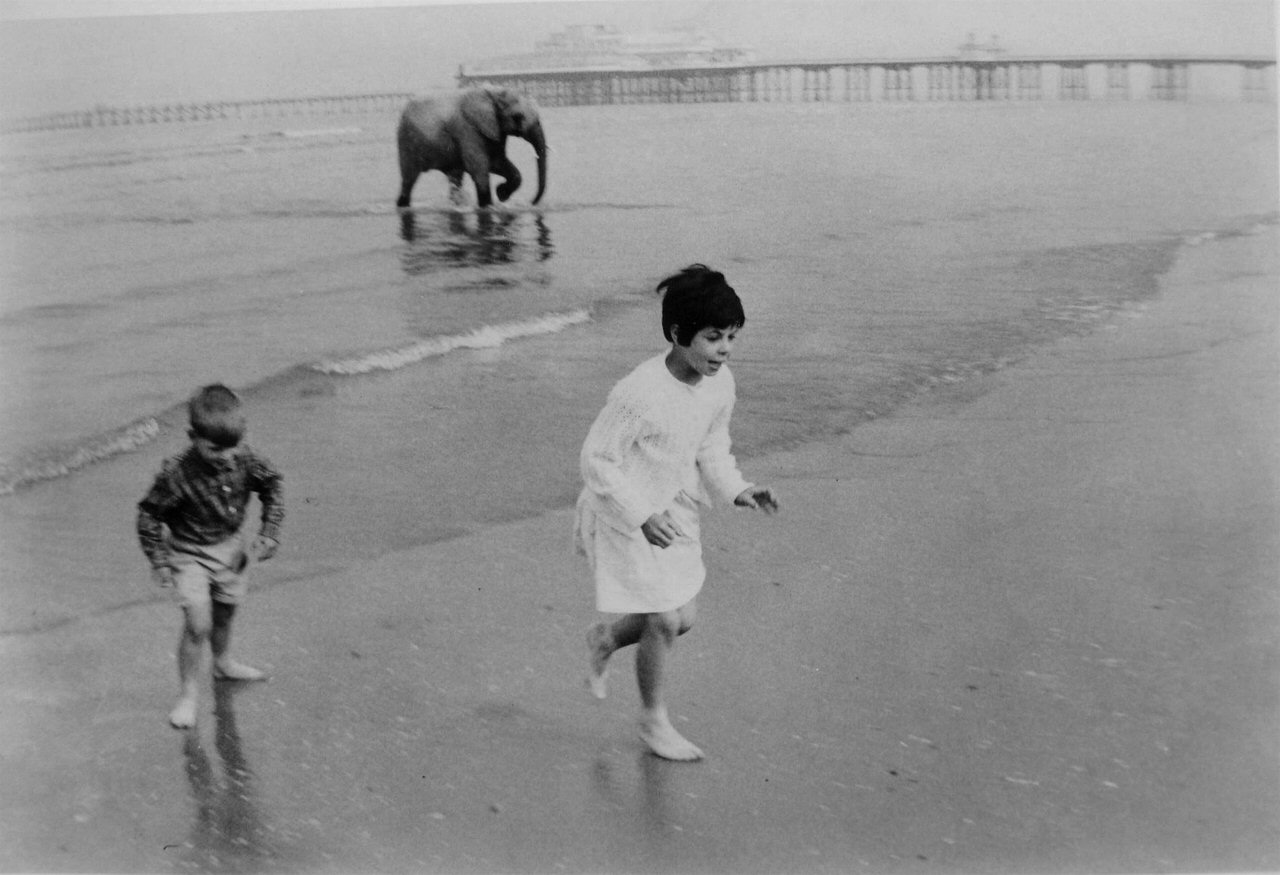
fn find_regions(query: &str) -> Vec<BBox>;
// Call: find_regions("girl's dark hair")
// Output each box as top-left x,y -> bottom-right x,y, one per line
189,383 -> 246,447
656,264 -> 745,346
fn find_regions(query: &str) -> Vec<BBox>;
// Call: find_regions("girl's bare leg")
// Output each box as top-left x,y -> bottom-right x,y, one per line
587,614 -> 645,699
586,624 -> 612,698
636,607 -> 702,761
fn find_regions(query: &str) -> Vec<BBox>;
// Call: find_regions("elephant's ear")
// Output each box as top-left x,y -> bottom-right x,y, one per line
460,88 -> 501,142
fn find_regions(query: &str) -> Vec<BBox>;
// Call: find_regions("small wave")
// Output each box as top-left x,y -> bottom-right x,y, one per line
128,215 -> 198,225
0,310 -> 593,493
251,204 -> 392,220
398,202 -> 672,215
247,126 -> 363,140
312,309 -> 592,376
1181,213 -> 1279,246
0,417 -> 161,495
541,201 -> 677,213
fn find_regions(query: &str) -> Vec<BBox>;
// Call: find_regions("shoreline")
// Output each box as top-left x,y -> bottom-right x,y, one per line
4,101 -> 1278,642
2,226 -> 1277,872
4,218 -> 1271,639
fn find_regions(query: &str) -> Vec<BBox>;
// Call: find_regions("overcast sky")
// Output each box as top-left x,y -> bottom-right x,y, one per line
1,0 -> 1274,116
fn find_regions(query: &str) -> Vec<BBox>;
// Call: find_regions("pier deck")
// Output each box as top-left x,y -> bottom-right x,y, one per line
4,55 -> 1273,134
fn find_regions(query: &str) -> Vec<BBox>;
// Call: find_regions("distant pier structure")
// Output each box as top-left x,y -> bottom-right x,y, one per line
457,30 -> 1275,107
3,31 -> 1274,134
2,92 -> 412,135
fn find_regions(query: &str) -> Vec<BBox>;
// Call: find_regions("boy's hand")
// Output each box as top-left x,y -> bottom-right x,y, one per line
735,486 -> 780,514
151,566 -> 176,591
250,535 -> 279,562
641,511 -> 686,549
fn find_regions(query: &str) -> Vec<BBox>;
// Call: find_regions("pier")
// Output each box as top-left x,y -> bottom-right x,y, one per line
3,54 -> 1273,135
458,54 -> 1275,107
1,92 -> 412,135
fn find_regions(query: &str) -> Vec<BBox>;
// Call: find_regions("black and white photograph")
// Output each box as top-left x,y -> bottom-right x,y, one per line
1,0 -> 1276,871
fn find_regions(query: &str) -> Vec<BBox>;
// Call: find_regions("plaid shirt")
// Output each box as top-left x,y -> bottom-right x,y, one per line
137,444 -> 284,570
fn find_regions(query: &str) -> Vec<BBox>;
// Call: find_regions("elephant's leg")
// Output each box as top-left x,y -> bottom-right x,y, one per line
446,170 -> 468,206
396,169 -> 419,209
470,170 -> 493,209
493,154 -> 522,203
399,210 -> 417,242
461,144 -> 496,207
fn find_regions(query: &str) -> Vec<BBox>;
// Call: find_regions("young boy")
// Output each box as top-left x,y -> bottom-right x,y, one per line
576,264 -> 779,761
137,384 -> 284,729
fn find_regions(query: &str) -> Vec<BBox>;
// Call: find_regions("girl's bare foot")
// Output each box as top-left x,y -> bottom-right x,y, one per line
586,623 -> 612,699
639,710 -> 703,761
213,660 -> 266,682
169,697 -> 197,729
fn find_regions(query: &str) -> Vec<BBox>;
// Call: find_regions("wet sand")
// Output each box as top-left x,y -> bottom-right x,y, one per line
1,228 -> 1277,873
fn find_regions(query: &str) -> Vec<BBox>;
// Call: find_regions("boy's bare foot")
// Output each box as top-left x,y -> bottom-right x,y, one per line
639,712 -> 703,761
586,623 -> 612,699
169,697 -> 197,729
213,660 -> 266,682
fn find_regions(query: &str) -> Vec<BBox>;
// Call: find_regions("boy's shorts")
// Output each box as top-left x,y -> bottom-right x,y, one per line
169,536 -> 250,609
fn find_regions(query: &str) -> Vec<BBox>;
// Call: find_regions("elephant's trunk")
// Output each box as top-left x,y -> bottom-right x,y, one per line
525,121 -> 547,205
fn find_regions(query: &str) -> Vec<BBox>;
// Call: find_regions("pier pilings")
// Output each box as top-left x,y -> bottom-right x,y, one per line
4,55 -> 1273,135
2,92 -> 413,135
458,55 -> 1275,108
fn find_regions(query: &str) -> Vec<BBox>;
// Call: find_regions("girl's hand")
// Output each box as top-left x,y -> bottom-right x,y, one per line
735,486 -> 780,514
250,535 -> 279,562
642,511 -> 686,548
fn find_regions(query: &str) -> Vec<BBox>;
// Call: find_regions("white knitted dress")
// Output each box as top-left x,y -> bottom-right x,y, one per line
575,353 -> 752,613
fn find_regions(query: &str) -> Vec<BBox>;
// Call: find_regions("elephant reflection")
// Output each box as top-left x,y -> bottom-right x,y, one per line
399,209 -> 553,274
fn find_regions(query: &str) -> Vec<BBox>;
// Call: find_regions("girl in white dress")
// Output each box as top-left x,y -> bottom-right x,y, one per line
575,264 -> 779,761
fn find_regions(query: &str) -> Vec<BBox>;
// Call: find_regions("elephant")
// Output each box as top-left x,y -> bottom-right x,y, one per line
396,86 -> 547,209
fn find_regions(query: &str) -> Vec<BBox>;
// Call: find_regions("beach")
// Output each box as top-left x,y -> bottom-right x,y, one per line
1,219 -> 1275,872
1,0 -> 1278,867
3,101 -> 1276,641
1,33 -> 1278,868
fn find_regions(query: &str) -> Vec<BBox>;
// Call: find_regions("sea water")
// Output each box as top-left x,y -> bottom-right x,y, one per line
0,100 -> 1275,633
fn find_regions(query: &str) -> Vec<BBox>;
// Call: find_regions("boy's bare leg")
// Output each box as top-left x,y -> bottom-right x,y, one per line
170,605 -> 208,728
587,614 -> 645,699
636,608 -> 702,761
211,602 -> 266,682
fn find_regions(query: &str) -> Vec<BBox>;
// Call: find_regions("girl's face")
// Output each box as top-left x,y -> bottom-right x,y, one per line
667,324 -> 740,384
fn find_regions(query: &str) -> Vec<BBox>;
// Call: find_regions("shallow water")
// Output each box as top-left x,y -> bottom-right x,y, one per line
0,99 -> 1275,633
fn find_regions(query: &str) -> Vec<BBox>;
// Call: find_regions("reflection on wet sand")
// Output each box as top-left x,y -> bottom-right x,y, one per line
591,748 -> 685,872
639,752 -> 679,843
398,209 -> 554,272
178,682 -> 276,871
